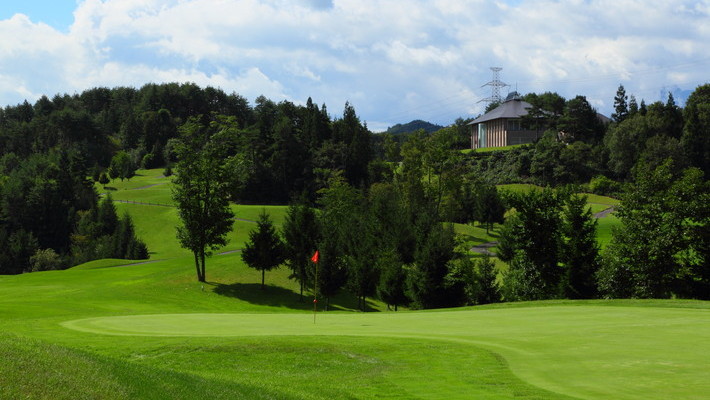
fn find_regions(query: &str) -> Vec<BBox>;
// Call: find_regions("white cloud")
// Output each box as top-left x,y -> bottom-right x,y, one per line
0,0 -> 708,127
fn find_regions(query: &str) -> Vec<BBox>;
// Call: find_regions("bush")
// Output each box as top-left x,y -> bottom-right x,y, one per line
30,248 -> 62,272
588,175 -> 622,196
141,153 -> 155,169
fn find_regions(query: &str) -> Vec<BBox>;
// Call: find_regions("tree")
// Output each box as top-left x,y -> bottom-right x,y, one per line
475,256 -> 501,304
559,95 -> 604,143
474,182 -> 505,233
598,160 -> 708,298
629,95 -> 639,116
605,114 -> 652,179
612,84 -> 629,123
113,213 -> 148,260
315,176 -> 357,308
109,151 -> 135,181
376,249 -> 409,311
242,210 -> 286,289
332,102 -> 372,188
98,171 -> 109,187
681,84 -> 710,175
282,199 -> 320,300
561,194 -> 600,299
498,188 -> 564,300
407,219 -> 457,309
173,116 -> 235,283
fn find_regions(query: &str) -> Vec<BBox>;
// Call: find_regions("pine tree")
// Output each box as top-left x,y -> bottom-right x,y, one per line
561,194 -> 600,299
612,84 -> 629,123
282,199 -> 320,300
241,210 -> 286,289
475,256 -> 501,304
629,95 -> 639,116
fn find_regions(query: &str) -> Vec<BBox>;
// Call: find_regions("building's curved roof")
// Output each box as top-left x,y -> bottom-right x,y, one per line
469,97 -> 533,125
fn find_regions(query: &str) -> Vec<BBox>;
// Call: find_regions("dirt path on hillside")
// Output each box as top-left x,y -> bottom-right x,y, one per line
594,206 -> 617,219
471,241 -> 498,256
101,260 -> 164,268
131,182 -> 167,190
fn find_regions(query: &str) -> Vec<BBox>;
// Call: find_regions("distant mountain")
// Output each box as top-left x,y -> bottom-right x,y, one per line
382,120 -> 444,135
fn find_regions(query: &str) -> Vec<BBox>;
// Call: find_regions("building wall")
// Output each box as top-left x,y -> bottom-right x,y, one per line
471,119 -> 507,149
507,129 -> 543,145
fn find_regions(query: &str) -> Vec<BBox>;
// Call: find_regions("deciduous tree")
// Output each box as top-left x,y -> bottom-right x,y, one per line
173,116 -> 235,283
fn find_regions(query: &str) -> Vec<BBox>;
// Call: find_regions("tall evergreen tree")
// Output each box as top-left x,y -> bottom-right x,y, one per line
242,210 -> 286,289
315,176 -> 358,308
681,84 -> 710,175
474,182 -> 505,233
407,219 -> 457,309
475,256 -> 501,304
376,249 -> 409,311
561,194 -> 600,299
282,199 -> 320,300
628,95 -> 639,116
612,84 -> 629,123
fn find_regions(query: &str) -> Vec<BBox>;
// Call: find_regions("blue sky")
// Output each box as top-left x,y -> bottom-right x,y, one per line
0,1 -> 75,31
1,0 -> 708,131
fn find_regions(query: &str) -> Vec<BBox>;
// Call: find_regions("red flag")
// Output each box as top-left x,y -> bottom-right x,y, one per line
311,250 -> 319,264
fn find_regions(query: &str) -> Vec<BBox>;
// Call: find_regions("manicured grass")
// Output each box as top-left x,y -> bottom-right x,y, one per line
497,183 -> 542,193
4,167 -> 707,399
3,257 -> 709,400
454,222 -> 500,246
98,168 -> 172,192
584,193 -> 620,206
596,213 -> 620,249
58,305 -> 710,400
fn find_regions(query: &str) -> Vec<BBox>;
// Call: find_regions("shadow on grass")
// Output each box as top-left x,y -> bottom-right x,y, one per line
211,282 -> 379,312
211,282 -> 352,311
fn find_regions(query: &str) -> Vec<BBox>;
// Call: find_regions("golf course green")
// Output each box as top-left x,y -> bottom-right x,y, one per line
2,170 -> 708,399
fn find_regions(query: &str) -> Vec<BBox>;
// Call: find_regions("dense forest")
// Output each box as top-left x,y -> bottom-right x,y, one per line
1,82 -> 708,306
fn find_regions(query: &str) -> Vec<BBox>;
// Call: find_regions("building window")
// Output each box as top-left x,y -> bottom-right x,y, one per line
508,119 -> 521,131
478,123 -> 487,148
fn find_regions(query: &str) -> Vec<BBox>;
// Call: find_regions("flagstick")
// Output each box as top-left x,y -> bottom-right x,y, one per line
313,258 -> 318,324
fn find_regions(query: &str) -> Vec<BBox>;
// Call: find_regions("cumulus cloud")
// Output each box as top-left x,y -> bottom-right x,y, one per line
0,0 -> 708,129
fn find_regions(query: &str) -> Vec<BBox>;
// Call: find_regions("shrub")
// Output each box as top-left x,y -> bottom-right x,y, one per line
588,175 -> 622,196
30,248 -> 62,272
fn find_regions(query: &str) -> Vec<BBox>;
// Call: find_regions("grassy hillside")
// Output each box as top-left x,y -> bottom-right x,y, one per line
3,169 -> 708,399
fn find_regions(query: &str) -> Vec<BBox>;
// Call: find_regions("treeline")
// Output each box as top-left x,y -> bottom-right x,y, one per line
2,81 -> 708,305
